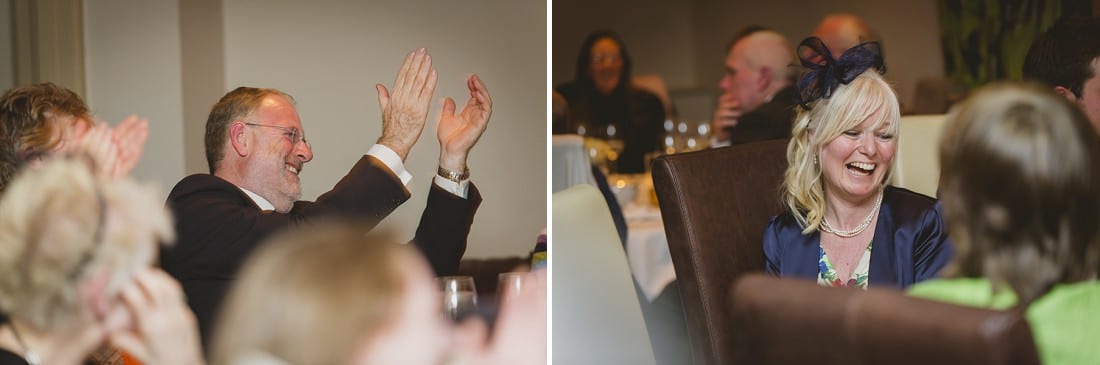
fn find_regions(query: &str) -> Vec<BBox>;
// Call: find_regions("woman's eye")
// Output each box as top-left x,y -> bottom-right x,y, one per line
877,133 -> 894,140
843,130 -> 860,137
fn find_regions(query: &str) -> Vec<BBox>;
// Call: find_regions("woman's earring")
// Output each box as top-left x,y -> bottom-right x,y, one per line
814,155 -> 819,166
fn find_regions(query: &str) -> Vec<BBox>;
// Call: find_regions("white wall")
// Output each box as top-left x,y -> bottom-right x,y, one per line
83,0 -> 186,192
83,0 -> 546,258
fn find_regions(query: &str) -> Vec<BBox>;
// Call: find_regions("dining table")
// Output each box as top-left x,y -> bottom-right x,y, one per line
607,173 -> 677,302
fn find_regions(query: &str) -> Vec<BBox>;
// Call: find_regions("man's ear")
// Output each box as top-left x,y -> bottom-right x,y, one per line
757,66 -> 773,92
1054,86 -> 1079,103
229,122 -> 249,157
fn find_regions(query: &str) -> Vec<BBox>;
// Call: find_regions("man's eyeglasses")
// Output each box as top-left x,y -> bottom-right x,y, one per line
244,122 -> 311,148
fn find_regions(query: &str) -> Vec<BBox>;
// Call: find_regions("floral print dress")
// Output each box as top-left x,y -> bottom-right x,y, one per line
817,242 -> 872,289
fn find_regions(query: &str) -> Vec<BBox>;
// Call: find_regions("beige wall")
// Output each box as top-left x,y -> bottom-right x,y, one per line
553,0 -> 697,89
84,0 -> 186,192
82,0 -> 546,258
553,0 -> 943,119
0,0 -> 12,92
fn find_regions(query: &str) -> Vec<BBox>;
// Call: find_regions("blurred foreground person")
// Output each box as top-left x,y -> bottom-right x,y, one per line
910,83 -> 1100,365
0,158 -> 203,365
0,82 -> 148,192
211,222 -> 546,365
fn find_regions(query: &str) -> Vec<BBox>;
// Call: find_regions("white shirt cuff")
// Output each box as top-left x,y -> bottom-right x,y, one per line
367,144 -> 412,186
710,137 -> 731,148
433,175 -> 470,199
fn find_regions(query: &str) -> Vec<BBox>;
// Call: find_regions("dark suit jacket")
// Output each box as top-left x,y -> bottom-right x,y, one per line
727,85 -> 797,146
161,155 -> 481,343
762,186 -> 953,289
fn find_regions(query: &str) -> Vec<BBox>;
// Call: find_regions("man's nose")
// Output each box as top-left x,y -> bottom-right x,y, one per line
296,140 -> 313,163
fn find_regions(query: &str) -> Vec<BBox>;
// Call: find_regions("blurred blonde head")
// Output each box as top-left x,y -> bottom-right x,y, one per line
783,70 -> 901,233
211,222 -> 426,365
0,157 -> 173,330
938,82 -> 1100,305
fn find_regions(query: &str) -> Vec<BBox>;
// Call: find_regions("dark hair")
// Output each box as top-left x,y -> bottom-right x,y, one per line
573,30 -> 632,94
938,82 -> 1100,306
204,87 -> 294,173
1023,17 -> 1100,97
0,83 -> 92,192
726,25 -> 772,52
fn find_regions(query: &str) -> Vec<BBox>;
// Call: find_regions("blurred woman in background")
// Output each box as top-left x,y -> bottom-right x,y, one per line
556,30 -> 665,173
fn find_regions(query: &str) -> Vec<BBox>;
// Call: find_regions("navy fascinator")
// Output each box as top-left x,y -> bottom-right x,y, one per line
795,36 -> 885,109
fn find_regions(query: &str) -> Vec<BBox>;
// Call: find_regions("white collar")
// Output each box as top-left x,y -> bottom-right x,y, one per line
238,186 -> 276,211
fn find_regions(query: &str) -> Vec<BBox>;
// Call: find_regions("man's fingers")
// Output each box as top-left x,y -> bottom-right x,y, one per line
413,52 -> 433,90
399,48 -> 427,96
420,69 -> 438,102
392,49 -> 417,95
470,74 -> 492,107
442,97 -> 457,119
376,84 -> 391,111
119,279 -> 151,318
714,118 -> 739,127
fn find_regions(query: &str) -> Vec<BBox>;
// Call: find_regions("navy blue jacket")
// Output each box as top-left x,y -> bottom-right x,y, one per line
763,186 -> 953,288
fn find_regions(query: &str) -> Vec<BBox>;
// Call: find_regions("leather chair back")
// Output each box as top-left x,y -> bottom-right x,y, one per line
650,139 -> 790,364
731,274 -> 1041,365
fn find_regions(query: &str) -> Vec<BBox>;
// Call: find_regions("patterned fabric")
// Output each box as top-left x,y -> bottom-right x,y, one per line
818,241 -> 872,289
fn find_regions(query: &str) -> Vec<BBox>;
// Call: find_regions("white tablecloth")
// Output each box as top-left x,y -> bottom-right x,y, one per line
609,174 -> 677,302
624,204 -> 677,302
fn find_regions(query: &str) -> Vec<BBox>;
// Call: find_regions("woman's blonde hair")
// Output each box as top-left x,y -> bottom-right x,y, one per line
210,222 -> 414,365
783,69 -> 900,233
938,82 -> 1100,306
0,157 -> 173,330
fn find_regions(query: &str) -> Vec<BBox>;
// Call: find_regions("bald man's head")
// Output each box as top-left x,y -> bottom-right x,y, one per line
814,13 -> 880,57
719,30 -> 795,113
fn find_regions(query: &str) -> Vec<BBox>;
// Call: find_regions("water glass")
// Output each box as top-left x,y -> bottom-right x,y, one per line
497,272 -> 528,308
438,276 -> 478,321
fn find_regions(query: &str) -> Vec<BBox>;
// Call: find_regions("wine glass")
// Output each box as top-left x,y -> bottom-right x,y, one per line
438,276 -> 478,321
606,123 -> 625,174
497,272 -> 528,308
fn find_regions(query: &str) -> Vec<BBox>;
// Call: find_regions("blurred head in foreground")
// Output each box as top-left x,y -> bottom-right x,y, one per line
212,221 -> 547,365
938,82 -> 1100,305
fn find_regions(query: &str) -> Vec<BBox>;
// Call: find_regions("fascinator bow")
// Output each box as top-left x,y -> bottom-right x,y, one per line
795,36 -> 885,109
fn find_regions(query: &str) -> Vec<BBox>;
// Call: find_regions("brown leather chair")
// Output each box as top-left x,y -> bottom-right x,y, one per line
730,274 -> 1041,365
651,139 -> 790,365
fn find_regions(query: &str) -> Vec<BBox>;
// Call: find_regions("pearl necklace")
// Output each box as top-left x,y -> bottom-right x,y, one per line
821,191 -> 883,238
